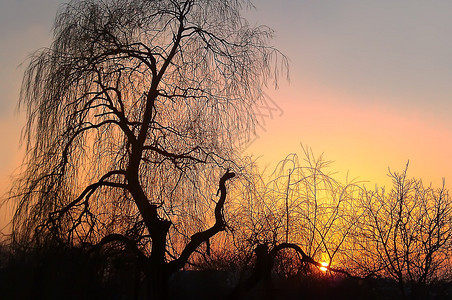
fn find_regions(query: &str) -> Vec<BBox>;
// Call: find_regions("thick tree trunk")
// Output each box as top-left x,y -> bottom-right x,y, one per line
148,215 -> 171,299
129,171 -> 234,299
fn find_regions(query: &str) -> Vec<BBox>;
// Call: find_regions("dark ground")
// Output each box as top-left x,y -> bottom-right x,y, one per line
1,245 -> 452,299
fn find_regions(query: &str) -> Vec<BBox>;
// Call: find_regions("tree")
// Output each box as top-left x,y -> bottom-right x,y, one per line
9,0 -> 286,297
229,148 -> 360,277
220,148 -> 362,299
349,164 -> 452,298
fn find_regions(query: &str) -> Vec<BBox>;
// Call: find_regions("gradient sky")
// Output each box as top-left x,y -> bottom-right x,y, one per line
245,0 -> 452,188
1,1 -> 452,229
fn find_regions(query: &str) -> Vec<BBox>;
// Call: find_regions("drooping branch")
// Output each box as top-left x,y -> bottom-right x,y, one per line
168,170 -> 235,273
231,242 -> 368,299
269,243 -> 359,278
46,170 -> 127,229
142,145 -> 212,164
90,233 -> 148,263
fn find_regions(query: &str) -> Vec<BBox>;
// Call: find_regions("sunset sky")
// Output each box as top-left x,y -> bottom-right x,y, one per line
1,0 -> 452,229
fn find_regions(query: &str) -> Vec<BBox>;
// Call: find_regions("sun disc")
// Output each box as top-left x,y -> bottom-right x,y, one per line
320,261 -> 329,272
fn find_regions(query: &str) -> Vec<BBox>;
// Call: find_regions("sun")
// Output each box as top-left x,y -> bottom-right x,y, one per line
319,261 -> 329,272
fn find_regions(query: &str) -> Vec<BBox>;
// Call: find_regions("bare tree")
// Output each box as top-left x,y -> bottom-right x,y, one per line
231,148 -> 360,274
349,164 -> 452,298
224,147 -> 362,298
7,0 -> 286,297
266,148 -> 361,270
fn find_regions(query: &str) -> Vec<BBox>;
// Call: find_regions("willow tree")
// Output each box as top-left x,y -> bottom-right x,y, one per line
9,0 -> 286,297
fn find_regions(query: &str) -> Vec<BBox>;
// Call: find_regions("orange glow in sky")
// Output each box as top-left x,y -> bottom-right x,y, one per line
246,85 -> 452,189
2,0 -> 452,234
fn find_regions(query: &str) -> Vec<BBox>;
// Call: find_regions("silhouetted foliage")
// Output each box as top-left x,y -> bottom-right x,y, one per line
7,0 -> 287,298
3,157 -> 452,299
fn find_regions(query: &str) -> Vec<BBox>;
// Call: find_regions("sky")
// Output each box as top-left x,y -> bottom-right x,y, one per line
245,0 -> 452,188
1,0 -> 452,230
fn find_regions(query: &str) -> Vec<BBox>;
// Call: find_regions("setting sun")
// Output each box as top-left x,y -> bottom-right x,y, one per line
320,261 -> 329,272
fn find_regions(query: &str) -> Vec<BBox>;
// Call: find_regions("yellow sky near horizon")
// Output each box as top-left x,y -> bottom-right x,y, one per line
246,83 -> 452,190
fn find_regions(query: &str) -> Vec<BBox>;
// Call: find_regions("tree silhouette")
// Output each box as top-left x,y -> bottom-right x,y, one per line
349,164 -> 452,298
9,0 -> 286,297
228,148 -> 360,277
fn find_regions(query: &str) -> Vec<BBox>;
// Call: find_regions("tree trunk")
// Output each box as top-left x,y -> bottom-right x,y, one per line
230,244 -> 274,300
148,215 -> 172,299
